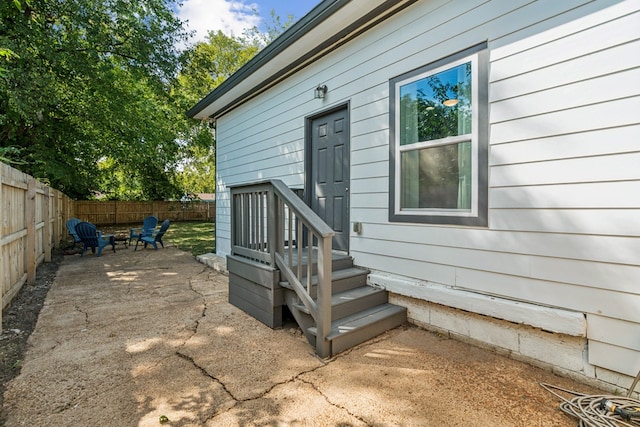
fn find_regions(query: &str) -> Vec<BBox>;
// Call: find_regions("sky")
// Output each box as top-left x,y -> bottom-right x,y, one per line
176,0 -> 320,44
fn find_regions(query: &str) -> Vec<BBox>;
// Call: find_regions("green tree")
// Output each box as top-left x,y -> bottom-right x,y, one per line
1,2 -> 293,200
171,14 -> 294,196
0,0 -> 188,199
170,30 -> 261,196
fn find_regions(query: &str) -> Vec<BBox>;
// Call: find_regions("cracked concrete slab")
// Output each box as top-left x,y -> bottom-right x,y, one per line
179,298 -> 324,402
2,245 -> 604,426
209,380 -> 368,426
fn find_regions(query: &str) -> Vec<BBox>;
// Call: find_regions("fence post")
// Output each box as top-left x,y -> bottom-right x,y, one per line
52,189 -> 59,248
0,171 -> 3,329
44,186 -> 51,262
26,178 -> 37,285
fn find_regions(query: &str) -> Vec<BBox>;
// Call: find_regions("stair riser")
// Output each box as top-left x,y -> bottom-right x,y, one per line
330,310 -> 406,355
292,288 -> 389,320
285,256 -> 354,278
332,273 -> 368,294
332,291 -> 389,321
284,272 -> 369,298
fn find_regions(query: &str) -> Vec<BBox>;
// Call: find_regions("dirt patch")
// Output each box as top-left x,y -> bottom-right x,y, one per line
0,248 -> 63,409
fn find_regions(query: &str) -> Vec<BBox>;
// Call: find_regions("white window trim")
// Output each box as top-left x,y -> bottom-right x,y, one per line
389,42 -> 488,227
393,54 -> 479,218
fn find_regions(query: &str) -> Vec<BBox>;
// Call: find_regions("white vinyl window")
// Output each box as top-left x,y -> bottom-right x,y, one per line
389,44 -> 488,226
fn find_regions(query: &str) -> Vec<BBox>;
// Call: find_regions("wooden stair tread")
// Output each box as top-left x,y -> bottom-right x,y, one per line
278,252 -> 406,356
287,250 -> 352,268
308,303 -> 406,340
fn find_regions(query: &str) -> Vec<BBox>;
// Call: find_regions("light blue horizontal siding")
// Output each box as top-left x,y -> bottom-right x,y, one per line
215,0 -> 640,376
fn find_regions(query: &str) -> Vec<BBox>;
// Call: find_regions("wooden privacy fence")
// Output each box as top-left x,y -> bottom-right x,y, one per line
74,200 -> 215,225
0,162 -> 73,317
0,161 -> 215,328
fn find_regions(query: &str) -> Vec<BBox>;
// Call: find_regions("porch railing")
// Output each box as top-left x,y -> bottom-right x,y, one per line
229,180 -> 335,357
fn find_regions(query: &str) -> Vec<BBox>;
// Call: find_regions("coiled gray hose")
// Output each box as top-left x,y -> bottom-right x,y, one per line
630,370 -> 640,399
541,370 -> 640,427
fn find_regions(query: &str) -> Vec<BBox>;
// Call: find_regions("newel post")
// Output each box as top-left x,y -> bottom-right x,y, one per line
267,185 -> 277,267
229,188 -> 236,255
315,234 -> 333,358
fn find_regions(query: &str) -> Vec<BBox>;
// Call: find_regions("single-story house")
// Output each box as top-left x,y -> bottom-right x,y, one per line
188,0 -> 640,392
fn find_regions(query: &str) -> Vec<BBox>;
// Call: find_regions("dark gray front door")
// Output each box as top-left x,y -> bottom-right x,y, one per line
310,107 -> 350,251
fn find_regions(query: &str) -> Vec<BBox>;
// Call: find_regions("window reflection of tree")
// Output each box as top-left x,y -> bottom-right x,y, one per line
400,63 -> 473,209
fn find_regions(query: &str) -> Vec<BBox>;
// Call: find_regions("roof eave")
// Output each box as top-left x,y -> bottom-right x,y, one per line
186,0 -> 350,119
187,0 -> 417,120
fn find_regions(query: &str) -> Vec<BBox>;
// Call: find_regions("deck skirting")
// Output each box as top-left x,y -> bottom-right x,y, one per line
227,255 -> 283,328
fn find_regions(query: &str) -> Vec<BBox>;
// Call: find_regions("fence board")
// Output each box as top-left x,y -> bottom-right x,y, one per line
0,162 -> 72,330
0,160 -> 215,333
74,200 -> 215,225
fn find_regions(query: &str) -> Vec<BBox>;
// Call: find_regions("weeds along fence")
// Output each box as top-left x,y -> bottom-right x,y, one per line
74,200 -> 215,225
0,162 -> 74,316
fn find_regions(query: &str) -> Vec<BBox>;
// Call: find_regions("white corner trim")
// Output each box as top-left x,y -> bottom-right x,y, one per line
368,271 -> 586,337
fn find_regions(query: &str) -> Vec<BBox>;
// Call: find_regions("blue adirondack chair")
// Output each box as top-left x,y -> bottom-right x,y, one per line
75,221 -> 116,257
129,216 -> 158,248
65,218 -> 82,249
136,219 -> 170,251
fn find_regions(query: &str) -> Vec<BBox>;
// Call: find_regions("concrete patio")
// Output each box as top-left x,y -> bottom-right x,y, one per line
1,243 -> 603,426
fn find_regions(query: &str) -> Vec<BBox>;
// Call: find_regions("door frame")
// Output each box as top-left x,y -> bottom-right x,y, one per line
304,101 -> 351,252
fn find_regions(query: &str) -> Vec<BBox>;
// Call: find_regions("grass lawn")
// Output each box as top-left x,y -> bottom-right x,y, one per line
101,221 -> 215,256
166,221 -> 215,256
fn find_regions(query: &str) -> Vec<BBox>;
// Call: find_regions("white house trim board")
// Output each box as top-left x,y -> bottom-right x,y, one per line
368,271 -> 586,337
189,0 -> 417,120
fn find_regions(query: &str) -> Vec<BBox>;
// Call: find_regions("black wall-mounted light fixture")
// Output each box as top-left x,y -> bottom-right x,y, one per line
314,84 -> 328,99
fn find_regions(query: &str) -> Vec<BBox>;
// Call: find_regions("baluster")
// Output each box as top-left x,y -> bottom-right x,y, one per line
267,188 -> 276,266
296,212 -> 302,282
287,203 -> 293,248
307,229 -> 312,294
259,193 -> 262,251
279,198 -> 287,265
242,193 -> 249,248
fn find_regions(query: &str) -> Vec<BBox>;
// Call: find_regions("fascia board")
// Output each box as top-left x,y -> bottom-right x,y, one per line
188,0 -> 412,120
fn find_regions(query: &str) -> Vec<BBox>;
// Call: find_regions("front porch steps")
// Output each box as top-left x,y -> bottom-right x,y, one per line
281,254 -> 407,357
